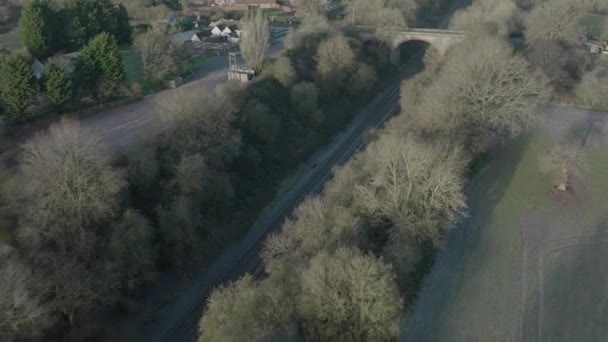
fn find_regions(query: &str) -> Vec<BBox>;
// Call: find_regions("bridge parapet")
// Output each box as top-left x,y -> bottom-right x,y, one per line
350,25 -> 468,63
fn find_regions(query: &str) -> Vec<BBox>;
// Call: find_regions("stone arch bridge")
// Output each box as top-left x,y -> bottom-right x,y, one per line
353,26 -> 468,64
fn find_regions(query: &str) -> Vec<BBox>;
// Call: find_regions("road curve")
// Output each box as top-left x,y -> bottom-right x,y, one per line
79,41 -> 285,150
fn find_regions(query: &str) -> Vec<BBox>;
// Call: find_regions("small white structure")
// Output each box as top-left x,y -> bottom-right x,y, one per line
190,30 -> 212,43
587,40 -> 608,54
31,59 -> 45,80
211,26 -> 223,36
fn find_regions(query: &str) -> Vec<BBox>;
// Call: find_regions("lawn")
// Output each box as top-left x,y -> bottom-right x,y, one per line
0,29 -> 22,52
404,107 -> 608,342
580,13 -> 608,40
191,53 -> 213,67
120,48 -> 143,82
543,243 -> 608,342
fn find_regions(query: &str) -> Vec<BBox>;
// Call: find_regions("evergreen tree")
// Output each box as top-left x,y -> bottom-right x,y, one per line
19,0 -> 55,59
76,33 -> 125,95
44,63 -> 72,109
65,0 -> 131,49
115,4 -> 132,45
0,55 -> 35,119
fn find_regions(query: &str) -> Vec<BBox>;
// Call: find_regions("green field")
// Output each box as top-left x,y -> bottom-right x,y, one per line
405,107 -> 608,342
0,29 -> 22,52
192,53 -> 214,67
580,13 -> 608,40
544,243 -> 608,342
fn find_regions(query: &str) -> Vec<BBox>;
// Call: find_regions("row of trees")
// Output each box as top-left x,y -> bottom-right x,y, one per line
0,32 -> 125,121
197,2 -> 552,341
0,10 -> 389,341
19,0 -> 131,59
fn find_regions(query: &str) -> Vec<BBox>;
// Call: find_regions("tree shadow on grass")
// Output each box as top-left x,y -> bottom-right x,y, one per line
404,134 -> 532,342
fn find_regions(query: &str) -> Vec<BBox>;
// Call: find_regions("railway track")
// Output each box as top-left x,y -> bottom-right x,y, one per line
164,75 -> 405,342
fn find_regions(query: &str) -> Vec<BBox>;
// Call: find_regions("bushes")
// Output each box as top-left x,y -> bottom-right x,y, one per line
575,66 -> 608,110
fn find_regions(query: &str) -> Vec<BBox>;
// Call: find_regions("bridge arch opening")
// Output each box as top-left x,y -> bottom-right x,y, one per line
392,39 -> 433,66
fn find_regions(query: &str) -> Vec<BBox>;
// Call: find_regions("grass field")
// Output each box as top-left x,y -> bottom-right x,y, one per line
0,29 -> 22,51
404,106 -> 608,342
191,53 -> 213,67
120,48 -> 143,82
580,13 -> 608,40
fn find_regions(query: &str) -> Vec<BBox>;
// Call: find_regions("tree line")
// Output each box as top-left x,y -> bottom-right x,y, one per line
0,10 -> 390,342
20,0 -> 131,59
195,0 -> 573,340
0,0 -> 132,122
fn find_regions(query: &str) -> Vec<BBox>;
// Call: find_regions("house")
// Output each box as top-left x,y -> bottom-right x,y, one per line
230,0 -> 278,9
580,34 -> 608,55
171,29 -> 202,44
31,52 -> 81,80
190,29 -> 213,43
211,24 -> 240,37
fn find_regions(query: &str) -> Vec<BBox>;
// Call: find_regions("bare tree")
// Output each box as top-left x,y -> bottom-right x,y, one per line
449,0 -> 516,37
159,86 -> 242,167
134,25 -> 184,81
347,0 -> 415,30
239,9 -> 269,73
263,197 -> 360,273
199,275 -> 287,342
525,39 -> 589,89
46,256 -> 119,325
315,34 -> 356,95
0,257 -> 54,341
15,119 -> 125,257
285,14 -> 335,49
290,81 -> 322,124
524,0 -> 581,45
267,56 -> 296,87
292,0 -> 328,16
158,195 -> 202,266
349,62 -> 377,96
354,133 -> 468,244
241,99 -> 280,143
297,247 -> 402,342
540,143 -> 587,192
109,209 -> 158,289
409,35 -> 548,153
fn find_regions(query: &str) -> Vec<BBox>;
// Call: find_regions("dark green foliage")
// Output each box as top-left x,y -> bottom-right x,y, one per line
19,0 -> 56,59
175,18 -> 195,32
115,4 -> 133,45
163,0 -> 182,11
0,55 -> 35,119
158,196 -> 202,266
76,33 -> 125,95
110,210 -> 159,289
44,63 -> 72,109
241,99 -> 280,144
64,0 -> 132,49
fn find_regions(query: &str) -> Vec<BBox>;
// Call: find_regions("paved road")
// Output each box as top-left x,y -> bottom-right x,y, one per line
79,40 -> 285,150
